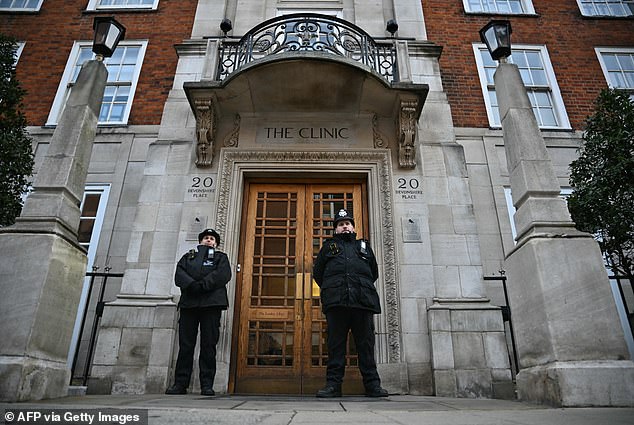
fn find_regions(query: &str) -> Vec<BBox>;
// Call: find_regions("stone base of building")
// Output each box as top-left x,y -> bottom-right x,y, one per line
516,360 -> 634,406
88,295 -> 178,395
428,299 -> 514,399
0,231 -> 87,402
0,356 -> 70,402
377,362 -> 410,394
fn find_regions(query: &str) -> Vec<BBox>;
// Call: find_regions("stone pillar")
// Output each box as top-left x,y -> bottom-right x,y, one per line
88,41 -> 200,393
495,62 -> 634,406
0,60 -> 107,401
418,76 -> 513,397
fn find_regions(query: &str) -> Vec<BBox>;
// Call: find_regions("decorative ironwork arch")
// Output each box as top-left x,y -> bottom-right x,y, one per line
218,13 -> 397,82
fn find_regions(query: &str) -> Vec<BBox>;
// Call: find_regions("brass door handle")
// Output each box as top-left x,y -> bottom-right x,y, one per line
296,273 -> 303,299
304,273 -> 312,299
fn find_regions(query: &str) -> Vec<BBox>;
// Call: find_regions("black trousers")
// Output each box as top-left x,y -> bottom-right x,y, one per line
324,307 -> 381,389
173,306 -> 222,388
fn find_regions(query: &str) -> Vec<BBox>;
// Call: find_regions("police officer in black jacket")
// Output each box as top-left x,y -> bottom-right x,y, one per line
313,209 -> 388,398
165,228 -> 231,396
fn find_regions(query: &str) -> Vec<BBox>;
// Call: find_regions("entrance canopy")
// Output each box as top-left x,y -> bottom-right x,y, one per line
183,14 -> 429,168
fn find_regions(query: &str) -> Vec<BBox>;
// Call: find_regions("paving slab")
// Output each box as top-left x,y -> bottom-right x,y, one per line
2,394 -> 633,425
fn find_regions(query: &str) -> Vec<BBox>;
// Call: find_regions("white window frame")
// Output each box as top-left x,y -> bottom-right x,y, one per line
463,0 -> 536,14
595,47 -> 634,100
15,41 -> 25,64
46,40 -> 148,126
86,0 -> 158,10
473,43 -> 571,130
79,184 -> 110,269
577,0 -> 634,17
0,0 -> 43,11
67,184 -> 110,368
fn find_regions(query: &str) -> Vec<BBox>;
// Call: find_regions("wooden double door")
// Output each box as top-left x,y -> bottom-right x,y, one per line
232,181 -> 366,394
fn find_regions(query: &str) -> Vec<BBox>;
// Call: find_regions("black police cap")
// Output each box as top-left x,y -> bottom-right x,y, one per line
198,228 -> 221,245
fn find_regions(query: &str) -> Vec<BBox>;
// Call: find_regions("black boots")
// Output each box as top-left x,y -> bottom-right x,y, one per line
316,383 -> 388,398
165,384 -> 187,395
316,384 -> 342,398
365,386 -> 389,397
201,387 -> 215,396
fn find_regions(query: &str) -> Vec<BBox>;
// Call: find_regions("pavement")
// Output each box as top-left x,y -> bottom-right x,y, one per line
2,394 -> 634,425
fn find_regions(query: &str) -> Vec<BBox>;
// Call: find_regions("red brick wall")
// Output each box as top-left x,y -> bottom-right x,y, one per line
1,0 -> 198,126
422,0 -> 634,130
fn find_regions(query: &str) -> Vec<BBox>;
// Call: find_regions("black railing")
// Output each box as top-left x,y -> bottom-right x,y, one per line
217,13 -> 398,82
609,275 -> 634,340
70,269 -> 123,386
484,273 -> 519,375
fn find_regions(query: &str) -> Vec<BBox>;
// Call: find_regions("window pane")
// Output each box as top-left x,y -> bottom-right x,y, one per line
539,108 -> 557,127
99,104 -> 111,122
484,67 -> 496,84
109,103 -> 126,122
482,51 -> 496,67
513,52 -> 527,68
123,47 -> 140,63
108,48 -> 124,64
533,91 -> 552,108
603,54 -> 620,71
114,85 -> 130,102
531,69 -> 548,86
78,219 -> 96,243
102,86 -> 115,103
510,1 -> 523,13
618,54 -> 634,71
519,68 -> 532,85
526,51 -> 542,68
106,66 -> 120,83
81,194 -> 101,217
610,71 -> 626,88
489,90 -> 500,126
119,64 -> 135,81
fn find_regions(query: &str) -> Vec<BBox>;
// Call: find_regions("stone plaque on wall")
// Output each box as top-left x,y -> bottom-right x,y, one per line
187,215 -> 207,241
402,217 -> 422,243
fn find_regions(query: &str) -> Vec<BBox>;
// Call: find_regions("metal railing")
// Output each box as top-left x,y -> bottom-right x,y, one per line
610,275 -> 634,340
217,13 -> 398,82
70,269 -> 123,386
484,272 -> 519,375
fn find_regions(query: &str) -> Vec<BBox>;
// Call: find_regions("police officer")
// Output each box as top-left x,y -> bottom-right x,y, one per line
313,209 -> 388,398
165,228 -> 231,396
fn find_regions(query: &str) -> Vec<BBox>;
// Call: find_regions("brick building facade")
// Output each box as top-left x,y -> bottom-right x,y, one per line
1,0 -> 633,404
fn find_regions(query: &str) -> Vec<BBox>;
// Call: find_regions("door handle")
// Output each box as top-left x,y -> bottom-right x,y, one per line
296,273 -> 303,299
304,273 -> 312,299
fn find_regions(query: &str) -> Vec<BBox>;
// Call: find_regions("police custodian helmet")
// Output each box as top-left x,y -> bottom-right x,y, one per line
198,228 -> 221,245
333,209 -> 355,228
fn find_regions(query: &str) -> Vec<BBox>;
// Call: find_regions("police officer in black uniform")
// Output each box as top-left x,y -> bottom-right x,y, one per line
313,209 -> 388,398
165,228 -> 231,396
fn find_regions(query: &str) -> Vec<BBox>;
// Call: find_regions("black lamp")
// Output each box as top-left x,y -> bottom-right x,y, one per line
92,16 -> 126,60
386,19 -> 398,37
479,20 -> 512,62
220,18 -> 233,36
